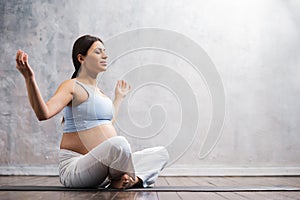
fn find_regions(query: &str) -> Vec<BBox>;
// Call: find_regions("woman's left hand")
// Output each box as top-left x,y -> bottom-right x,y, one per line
115,80 -> 131,99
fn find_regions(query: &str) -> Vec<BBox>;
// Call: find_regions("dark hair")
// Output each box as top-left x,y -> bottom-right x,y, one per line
71,35 -> 103,78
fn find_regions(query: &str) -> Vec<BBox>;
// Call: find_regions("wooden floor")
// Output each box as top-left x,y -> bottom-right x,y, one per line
0,176 -> 300,199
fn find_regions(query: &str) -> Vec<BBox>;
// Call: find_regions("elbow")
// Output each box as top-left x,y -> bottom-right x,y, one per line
111,117 -> 116,125
37,115 -> 48,121
36,113 -> 50,121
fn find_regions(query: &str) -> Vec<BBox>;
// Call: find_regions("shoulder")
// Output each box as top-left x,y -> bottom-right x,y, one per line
57,79 -> 77,94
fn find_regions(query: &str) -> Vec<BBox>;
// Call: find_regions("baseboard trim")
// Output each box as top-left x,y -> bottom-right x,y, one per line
0,166 -> 59,176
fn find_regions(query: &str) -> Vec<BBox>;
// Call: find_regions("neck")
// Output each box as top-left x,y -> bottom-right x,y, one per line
76,70 -> 99,86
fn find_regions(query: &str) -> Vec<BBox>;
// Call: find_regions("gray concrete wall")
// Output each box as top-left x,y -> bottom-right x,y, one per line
1,0 -> 300,175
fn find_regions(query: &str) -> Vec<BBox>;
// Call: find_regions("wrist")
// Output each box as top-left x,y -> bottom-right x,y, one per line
25,76 -> 35,83
114,97 -> 125,106
114,95 -> 125,101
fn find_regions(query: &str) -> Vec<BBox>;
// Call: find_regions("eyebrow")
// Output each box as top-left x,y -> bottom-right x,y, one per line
95,47 -> 105,51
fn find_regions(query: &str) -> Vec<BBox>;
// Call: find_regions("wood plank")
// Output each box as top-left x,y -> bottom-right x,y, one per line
216,192 -> 251,200
237,192 -> 300,200
0,176 -> 37,186
254,191 -> 300,200
226,176 -> 300,187
165,176 -> 240,187
94,192 -> 137,200
48,191 -> 142,200
134,192 -> 158,200
194,176 -> 242,187
156,192 -> 182,200
177,192 -> 227,200
187,176 -> 218,186
196,191 -> 300,200
85,191 -> 159,200
165,177 -> 242,199
265,177 -> 300,187
59,191 -> 117,200
154,176 -> 168,186
278,192 -> 300,200
0,175 -> 60,186
165,176 -> 210,186
155,176 -> 182,200
0,191 -> 60,200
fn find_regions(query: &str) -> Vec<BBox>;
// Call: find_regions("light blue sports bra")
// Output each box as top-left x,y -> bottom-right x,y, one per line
63,80 -> 114,133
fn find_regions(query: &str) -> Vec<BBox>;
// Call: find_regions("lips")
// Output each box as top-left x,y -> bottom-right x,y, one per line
100,61 -> 107,65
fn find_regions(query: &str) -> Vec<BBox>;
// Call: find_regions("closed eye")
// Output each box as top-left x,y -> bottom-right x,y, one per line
95,48 -> 105,53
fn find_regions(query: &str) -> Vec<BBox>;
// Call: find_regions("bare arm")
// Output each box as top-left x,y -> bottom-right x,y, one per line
16,50 -> 73,121
112,80 -> 131,124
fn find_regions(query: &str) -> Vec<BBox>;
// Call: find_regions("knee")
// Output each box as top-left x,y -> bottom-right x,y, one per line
110,136 -> 132,156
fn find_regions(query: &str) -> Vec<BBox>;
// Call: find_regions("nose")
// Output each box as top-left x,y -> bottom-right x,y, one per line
102,51 -> 108,59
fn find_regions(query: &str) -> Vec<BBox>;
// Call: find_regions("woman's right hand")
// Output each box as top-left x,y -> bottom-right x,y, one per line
16,49 -> 34,80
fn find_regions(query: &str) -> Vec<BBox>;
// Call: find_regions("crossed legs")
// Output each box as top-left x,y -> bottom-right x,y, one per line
59,136 -> 169,189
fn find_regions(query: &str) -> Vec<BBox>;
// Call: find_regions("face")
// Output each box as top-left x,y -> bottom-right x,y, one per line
80,41 -> 108,74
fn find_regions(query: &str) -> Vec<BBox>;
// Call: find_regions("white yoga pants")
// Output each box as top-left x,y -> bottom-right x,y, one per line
59,136 -> 169,188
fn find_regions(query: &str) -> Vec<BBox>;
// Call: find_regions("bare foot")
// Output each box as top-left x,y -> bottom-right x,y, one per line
110,174 -> 140,189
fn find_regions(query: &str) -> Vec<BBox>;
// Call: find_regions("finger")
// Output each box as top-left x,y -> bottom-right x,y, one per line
15,49 -> 21,61
16,50 -> 21,64
23,53 -> 29,66
18,51 -> 24,65
16,51 -> 23,68
18,50 -> 22,61
124,82 -> 129,90
21,52 -> 25,65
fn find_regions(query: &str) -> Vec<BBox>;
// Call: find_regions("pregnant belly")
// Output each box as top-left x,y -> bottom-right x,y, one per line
60,124 -> 118,154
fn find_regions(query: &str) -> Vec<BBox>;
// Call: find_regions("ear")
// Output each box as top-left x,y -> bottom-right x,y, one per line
77,54 -> 85,64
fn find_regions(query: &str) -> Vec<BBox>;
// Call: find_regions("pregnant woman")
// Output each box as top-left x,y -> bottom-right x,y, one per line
15,34 -> 169,189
